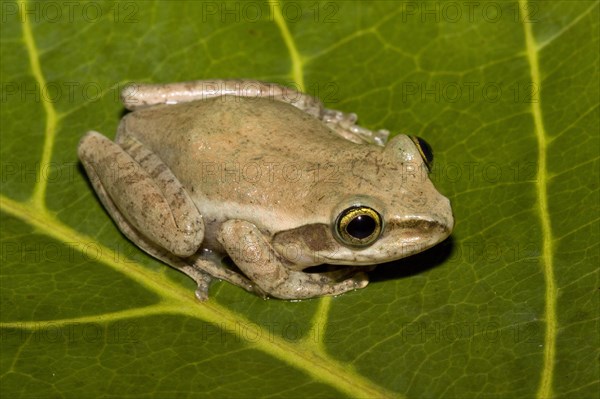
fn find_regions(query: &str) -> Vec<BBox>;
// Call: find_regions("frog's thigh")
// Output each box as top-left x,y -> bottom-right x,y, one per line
78,131 -> 204,257
121,79 -> 323,117
320,108 -> 390,146
218,220 -> 369,300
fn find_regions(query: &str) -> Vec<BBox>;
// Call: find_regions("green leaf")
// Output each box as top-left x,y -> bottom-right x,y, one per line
1,1 -> 598,398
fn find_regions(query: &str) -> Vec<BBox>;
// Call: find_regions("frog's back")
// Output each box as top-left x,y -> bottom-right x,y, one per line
121,95 -> 367,177
118,96 -> 378,228
123,96 -> 363,162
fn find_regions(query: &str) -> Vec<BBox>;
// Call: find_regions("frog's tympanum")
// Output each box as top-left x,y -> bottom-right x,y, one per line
79,80 -> 453,300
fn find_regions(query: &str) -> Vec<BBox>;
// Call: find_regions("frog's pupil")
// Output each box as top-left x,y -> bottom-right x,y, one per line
346,214 -> 376,239
415,136 -> 433,166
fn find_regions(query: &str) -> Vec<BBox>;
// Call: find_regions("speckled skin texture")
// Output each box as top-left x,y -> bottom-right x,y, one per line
78,80 -> 453,300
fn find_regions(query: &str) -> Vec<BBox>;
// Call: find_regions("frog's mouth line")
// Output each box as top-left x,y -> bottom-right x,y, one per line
388,219 -> 452,239
317,219 -> 452,265
271,219 -> 451,267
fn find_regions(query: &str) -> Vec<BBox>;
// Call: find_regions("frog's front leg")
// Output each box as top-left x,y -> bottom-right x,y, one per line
218,220 -> 368,300
121,79 -> 323,118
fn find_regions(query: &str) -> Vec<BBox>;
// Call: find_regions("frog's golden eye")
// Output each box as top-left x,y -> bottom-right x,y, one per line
410,136 -> 433,171
335,206 -> 382,247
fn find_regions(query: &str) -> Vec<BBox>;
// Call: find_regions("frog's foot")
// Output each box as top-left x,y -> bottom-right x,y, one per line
187,249 -> 266,298
178,264 -> 213,301
121,79 -> 323,118
321,108 -> 390,146
218,220 -> 369,300
309,265 -> 374,282
308,266 -> 370,294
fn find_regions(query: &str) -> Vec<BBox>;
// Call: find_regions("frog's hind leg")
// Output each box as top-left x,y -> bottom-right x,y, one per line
78,132 -> 211,298
79,131 -> 204,257
121,78 -> 389,146
120,79 -> 324,118
78,131 -> 257,300
319,108 -> 390,146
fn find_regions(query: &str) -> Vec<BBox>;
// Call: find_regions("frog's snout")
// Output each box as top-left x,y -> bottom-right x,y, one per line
385,193 -> 453,252
427,194 -> 453,237
436,195 -> 454,234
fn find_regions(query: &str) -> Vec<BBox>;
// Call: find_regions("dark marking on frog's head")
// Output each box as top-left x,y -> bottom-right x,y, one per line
272,223 -> 339,268
273,223 -> 335,252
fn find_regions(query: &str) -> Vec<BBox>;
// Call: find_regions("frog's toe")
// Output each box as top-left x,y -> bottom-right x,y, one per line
191,272 -> 213,302
195,287 -> 209,302
349,271 -> 369,289
253,285 -> 269,299
328,272 -> 369,296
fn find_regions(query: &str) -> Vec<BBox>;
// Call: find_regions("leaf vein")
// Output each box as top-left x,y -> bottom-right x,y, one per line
18,0 -> 59,212
271,2 -> 305,91
520,2 -> 557,398
537,1 -> 599,51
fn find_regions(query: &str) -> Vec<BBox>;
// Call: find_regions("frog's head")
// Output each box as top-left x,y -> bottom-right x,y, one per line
272,134 -> 454,268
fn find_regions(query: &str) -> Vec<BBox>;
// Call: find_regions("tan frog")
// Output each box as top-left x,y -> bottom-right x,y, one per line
78,80 -> 453,300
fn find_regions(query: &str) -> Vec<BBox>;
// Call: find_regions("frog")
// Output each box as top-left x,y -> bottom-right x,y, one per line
78,79 -> 454,301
